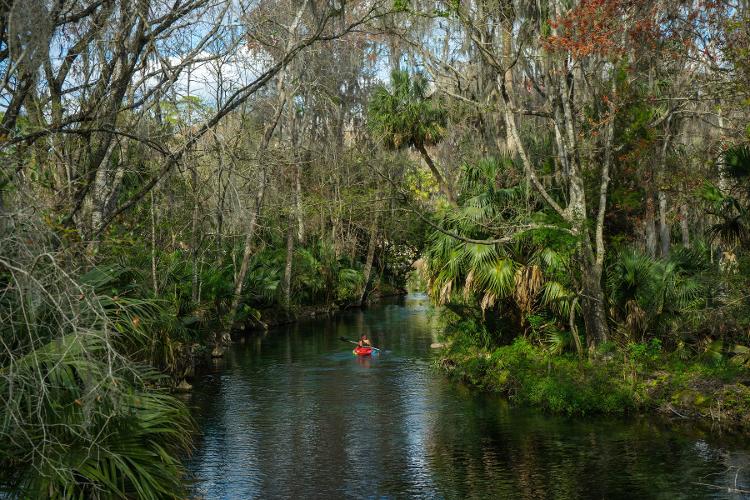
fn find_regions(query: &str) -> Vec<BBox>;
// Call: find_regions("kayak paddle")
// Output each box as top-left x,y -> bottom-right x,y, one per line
339,336 -> 380,351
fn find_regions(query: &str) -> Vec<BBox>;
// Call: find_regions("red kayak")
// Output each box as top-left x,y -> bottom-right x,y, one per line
353,346 -> 373,356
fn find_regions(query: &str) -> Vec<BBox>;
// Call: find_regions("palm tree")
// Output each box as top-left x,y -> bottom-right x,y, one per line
0,256 -> 195,499
606,247 -> 705,343
368,70 -> 455,203
701,146 -> 750,250
423,158 -> 576,344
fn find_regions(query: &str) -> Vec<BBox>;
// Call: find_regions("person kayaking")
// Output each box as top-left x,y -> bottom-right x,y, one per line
357,334 -> 372,348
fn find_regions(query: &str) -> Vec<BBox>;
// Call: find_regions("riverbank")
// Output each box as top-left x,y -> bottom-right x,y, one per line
437,338 -> 750,433
239,284 -> 408,331
186,286 -> 408,377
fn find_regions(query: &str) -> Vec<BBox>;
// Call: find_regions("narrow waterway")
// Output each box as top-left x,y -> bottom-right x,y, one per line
186,294 -> 750,499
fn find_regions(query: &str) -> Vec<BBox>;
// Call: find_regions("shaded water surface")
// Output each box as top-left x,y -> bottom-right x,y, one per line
187,294 -> 750,499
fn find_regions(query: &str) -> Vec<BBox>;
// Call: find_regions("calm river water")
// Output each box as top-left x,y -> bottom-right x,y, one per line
186,294 -> 750,499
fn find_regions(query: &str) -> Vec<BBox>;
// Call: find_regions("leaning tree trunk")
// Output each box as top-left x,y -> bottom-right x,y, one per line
218,0 -> 309,354
222,174 -> 266,348
416,143 -> 455,204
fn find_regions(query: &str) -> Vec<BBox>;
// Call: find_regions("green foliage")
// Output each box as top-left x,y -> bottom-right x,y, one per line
368,70 -> 446,151
441,337 -> 750,419
441,338 -> 637,415
234,238 -> 369,309
393,0 -> 409,12
424,157 -> 576,344
731,344 -> 750,366
1,336 -> 194,499
542,323 -> 571,356
607,248 -> 707,344
698,156 -> 750,249
161,95 -> 210,128
0,226 -> 194,499
628,338 -> 663,368
725,145 -> 750,179
79,250 -> 232,375
445,316 -> 494,349
336,267 -> 365,303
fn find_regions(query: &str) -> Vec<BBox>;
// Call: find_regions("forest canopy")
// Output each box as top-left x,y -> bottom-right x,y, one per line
1,0 -> 750,496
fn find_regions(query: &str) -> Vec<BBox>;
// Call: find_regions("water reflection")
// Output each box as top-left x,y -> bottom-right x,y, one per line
187,294 -> 750,499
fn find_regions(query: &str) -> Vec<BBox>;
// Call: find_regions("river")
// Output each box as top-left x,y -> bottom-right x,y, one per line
186,293 -> 750,499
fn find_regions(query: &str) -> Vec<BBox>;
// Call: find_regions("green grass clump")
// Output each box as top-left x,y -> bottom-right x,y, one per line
439,336 -> 750,427
442,338 -> 639,415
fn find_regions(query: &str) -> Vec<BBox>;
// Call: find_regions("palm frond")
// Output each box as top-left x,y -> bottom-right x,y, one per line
476,258 -> 517,298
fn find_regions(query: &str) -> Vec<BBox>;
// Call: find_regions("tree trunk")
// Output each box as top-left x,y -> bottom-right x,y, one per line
416,143 -> 454,204
717,103 -> 728,194
494,0 -> 610,348
657,116 -> 672,258
644,197 -> 657,258
359,212 -> 380,306
150,190 -> 159,295
215,138 -> 228,248
500,1 -> 516,157
225,177 -> 265,336
579,241 -> 609,348
658,190 -> 670,258
283,221 -> 294,309
191,163 -> 200,303
295,163 -> 304,241
570,298 -> 584,359
680,204 -> 690,248
86,142 -> 118,252
220,0 -> 309,347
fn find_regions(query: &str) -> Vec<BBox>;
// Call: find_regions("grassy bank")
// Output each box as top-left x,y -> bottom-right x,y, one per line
437,338 -> 750,431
